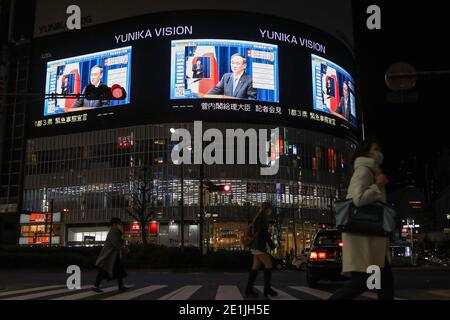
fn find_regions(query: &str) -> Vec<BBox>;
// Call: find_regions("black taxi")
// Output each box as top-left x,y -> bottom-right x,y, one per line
306,228 -> 347,288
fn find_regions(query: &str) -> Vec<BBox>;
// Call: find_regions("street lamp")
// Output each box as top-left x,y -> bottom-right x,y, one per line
171,127 -> 188,251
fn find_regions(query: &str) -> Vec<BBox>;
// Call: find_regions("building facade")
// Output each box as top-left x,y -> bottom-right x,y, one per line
1,1 -> 359,256
21,122 -> 355,254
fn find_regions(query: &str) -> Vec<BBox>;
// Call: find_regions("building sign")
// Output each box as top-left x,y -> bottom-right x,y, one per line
20,212 -> 61,224
33,0 -> 353,43
149,221 -> 158,235
20,212 -> 61,223
19,236 -> 60,245
123,222 -> 158,235
84,236 -> 96,243
30,213 -> 51,223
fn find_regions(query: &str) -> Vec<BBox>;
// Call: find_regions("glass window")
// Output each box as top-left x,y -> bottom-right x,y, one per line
314,231 -> 341,246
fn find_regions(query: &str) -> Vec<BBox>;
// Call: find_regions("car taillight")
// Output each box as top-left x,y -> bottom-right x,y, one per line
310,251 -> 336,260
339,242 -> 343,248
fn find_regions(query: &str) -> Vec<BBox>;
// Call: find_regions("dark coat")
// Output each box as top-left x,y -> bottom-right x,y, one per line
95,227 -> 124,277
249,212 -> 275,253
71,83 -> 110,108
336,96 -> 351,120
208,72 -> 257,100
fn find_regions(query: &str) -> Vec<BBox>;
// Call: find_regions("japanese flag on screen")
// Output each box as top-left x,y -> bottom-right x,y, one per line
186,46 -> 219,95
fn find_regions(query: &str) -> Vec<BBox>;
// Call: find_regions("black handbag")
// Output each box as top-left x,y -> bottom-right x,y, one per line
335,200 -> 392,236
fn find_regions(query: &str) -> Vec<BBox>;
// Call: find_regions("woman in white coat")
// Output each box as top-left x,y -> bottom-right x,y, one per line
329,140 -> 395,300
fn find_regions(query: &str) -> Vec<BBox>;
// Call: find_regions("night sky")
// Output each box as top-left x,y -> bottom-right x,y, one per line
353,1 -> 450,192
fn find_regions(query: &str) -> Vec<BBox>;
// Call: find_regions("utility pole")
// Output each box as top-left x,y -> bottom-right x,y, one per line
329,194 -> 334,225
300,207 -> 305,252
49,199 -> 54,246
292,205 -> 298,256
199,162 -> 204,254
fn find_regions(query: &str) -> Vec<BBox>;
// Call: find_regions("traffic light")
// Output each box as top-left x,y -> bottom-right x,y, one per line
217,184 -> 232,193
84,84 -> 126,100
204,181 -> 232,193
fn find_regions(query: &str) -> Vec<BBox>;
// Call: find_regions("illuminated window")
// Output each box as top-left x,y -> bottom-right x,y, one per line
327,148 -> 335,170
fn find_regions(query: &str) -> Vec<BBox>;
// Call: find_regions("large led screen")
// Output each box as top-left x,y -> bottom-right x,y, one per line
170,39 -> 279,102
29,10 -> 359,141
44,46 -> 132,116
311,54 -> 357,127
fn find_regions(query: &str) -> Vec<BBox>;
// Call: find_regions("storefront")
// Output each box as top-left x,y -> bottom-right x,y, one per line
66,225 -> 109,246
159,222 -> 199,247
122,221 -> 159,245
65,221 -> 160,246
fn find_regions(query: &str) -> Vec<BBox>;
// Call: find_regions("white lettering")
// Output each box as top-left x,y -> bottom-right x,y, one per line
66,5 -> 81,30
366,265 -> 381,290
367,5 -> 382,30
66,265 -> 81,290
170,122 -> 279,175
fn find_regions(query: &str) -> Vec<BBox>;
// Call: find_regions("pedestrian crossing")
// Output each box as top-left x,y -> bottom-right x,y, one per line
0,284 -> 425,300
290,286 -> 332,299
215,285 -> 244,300
0,285 -> 64,298
103,285 -> 166,300
255,286 -> 298,300
3,285 -> 90,300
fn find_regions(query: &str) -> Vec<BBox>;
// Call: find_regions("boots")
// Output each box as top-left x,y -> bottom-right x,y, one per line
245,270 -> 259,298
263,268 -> 278,298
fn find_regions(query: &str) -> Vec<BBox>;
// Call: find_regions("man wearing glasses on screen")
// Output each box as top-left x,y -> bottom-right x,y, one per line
71,65 -> 110,109
208,53 -> 257,100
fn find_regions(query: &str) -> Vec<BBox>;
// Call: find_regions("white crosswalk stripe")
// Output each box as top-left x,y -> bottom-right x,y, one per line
290,286 -> 332,299
361,292 -> 405,300
158,285 -> 202,300
3,286 -> 90,300
255,286 -> 298,300
52,286 -> 130,300
103,285 -> 166,300
0,285 -> 64,298
1,284 -> 406,300
215,286 -> 243,300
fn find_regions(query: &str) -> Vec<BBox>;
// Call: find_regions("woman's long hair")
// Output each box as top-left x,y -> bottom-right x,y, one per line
351,139 -> 381,167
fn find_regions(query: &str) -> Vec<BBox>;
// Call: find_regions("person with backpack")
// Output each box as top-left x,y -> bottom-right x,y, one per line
244,202 -> 278,298
328,140 -> 395,300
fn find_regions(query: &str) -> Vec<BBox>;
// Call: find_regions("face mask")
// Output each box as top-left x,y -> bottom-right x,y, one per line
372,151 -> 384,165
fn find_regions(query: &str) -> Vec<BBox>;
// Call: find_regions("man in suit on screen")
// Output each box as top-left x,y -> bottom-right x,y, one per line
335,81 -> 351,120
208,53 -> 257,100
71,65 -> 110,108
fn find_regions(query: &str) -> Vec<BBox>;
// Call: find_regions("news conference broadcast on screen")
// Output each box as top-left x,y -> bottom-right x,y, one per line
24,11 -> 360,315
30,10 -> 359,140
